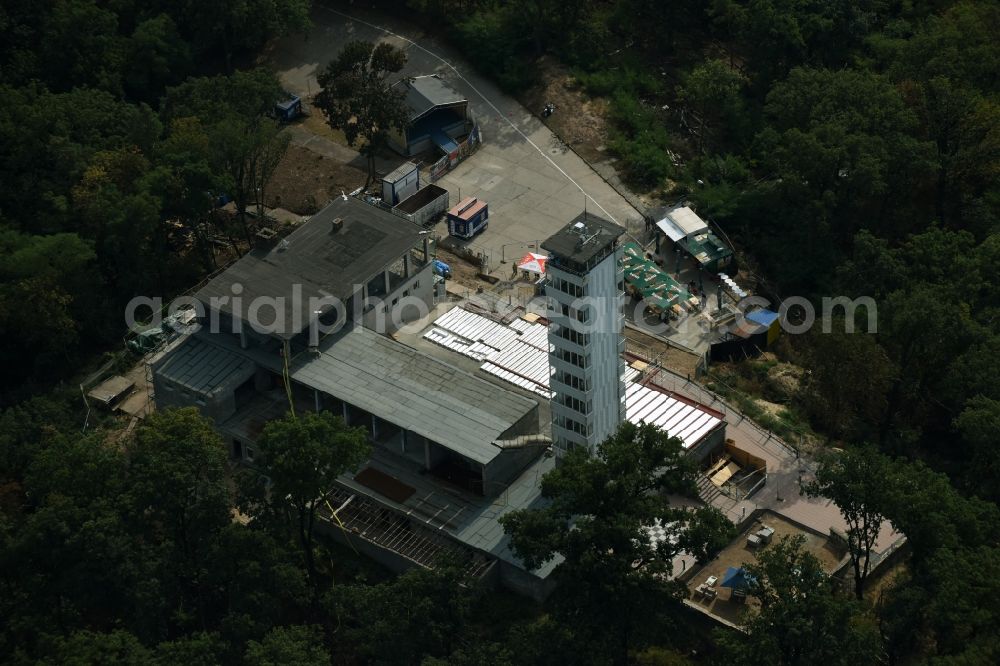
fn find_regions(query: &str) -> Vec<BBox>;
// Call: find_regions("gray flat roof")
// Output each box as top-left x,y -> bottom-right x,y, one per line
196,325 -> 537,464
289,326 -> 536,464
541,211 -> 626,264
155,335 -> 255,397
196,197 -> 423,339
392,75 -> 467,122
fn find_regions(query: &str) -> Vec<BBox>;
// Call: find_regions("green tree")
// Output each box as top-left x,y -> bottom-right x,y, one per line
717,535 -> 882,665
163,69 -> 288,249
244,625 -> 329,666
676,59 -> 746,153
124,14 -> 193,103
501,422 -> 733,664
0,229 -> 101,394
126,408 -> 233,626
805,447 -> 892,599
204,524 -> 310,650
179,0 -> 310,71
39,0 -> 125,94
39,629 -> 152,666
875,458 -> 1000,662
340,566 -> 474,664
954,396 -> 1000,501
757,67 -> 934,245
0,84 -> 161,234
799,326 -> 893,442
314,41 -> 409,186
246,411 -> 369,589
11,430 -> 164,644
154,632 -> 226,666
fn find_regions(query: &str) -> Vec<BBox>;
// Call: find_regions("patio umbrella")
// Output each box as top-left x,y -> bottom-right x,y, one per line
516,252 -> 547,275
720,566 -> 755,590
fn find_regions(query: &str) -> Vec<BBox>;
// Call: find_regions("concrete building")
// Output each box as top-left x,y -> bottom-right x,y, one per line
152,196 -> 561,599
543,212 -> 627,455
194,195 -> 434,345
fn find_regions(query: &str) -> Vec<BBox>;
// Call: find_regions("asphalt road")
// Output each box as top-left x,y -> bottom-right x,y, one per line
267,5 -> 645,273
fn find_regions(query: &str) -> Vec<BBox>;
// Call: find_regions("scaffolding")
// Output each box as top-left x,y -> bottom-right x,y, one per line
319,486 -> 494,579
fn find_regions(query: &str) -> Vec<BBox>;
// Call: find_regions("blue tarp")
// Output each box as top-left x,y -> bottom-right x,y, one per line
431,129 -> 458,154
746,309 -> 780,327
720,566 -> 755,590
432,259 -> 451,278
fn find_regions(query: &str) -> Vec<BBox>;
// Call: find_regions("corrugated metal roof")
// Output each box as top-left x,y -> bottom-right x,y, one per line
425,307 -> 721,448
665,206 -> 709,237
482,337 -> 552,398
425,308 -> 552,396
383,161 -> 418,184
289,326 -> 536,465
392,75 -> 467,122
624,382 -> 722,449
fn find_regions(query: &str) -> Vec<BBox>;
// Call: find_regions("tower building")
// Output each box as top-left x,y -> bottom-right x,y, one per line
543,212 -> 627,455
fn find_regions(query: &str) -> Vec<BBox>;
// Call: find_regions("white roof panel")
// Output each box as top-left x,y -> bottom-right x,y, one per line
624,382 -> 722,449
427,307 -> 723,449
656,216 -> 686,242
664,206 -> 709,238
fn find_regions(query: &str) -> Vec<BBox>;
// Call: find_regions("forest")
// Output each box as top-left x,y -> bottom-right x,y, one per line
1,0 -> 998,664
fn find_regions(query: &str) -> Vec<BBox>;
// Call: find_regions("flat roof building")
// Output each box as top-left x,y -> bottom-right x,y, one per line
653,205 -> 734,273
152,195 -> 559,598
195,196 -> 433,342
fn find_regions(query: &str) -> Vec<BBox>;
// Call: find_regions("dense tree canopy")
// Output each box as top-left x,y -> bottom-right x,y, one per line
717,535 -> 882,666
1,0 -> 999,662
501,422 -> 734,664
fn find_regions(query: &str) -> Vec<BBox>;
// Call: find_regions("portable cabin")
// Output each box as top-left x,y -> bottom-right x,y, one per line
275,94 -> 302,122
446,197 -> 489,240
381,162 -> 420,205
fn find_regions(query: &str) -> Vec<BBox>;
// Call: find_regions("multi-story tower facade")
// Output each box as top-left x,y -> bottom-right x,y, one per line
543,212 -> 627,455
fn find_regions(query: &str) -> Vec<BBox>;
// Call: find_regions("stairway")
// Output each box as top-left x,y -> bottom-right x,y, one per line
697,474 -> 724,505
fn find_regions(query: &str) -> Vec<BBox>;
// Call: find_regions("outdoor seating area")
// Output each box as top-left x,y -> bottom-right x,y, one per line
622,242 -> 697,319
694,574 -> 719,599
685,511 -> 846,625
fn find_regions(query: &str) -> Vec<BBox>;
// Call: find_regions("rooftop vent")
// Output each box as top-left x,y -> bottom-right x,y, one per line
255,226 -> 279,249
331,217 -> 344,234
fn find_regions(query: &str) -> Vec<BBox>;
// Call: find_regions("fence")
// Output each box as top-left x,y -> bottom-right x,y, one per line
429,123 -> 481,182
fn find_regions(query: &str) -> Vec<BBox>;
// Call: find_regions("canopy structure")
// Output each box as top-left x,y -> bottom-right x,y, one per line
720,566 -> 755,590
656,206 -> 709,241
621,241 -> 693,310
516,252 -> 547,275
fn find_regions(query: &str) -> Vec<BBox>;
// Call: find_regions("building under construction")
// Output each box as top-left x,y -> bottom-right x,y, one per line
153,196 -> 560,599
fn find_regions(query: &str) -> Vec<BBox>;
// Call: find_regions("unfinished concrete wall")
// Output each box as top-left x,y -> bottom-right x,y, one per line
361,262 -> 434,333
497,559 -> 555,603
483,446 -> 545,495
